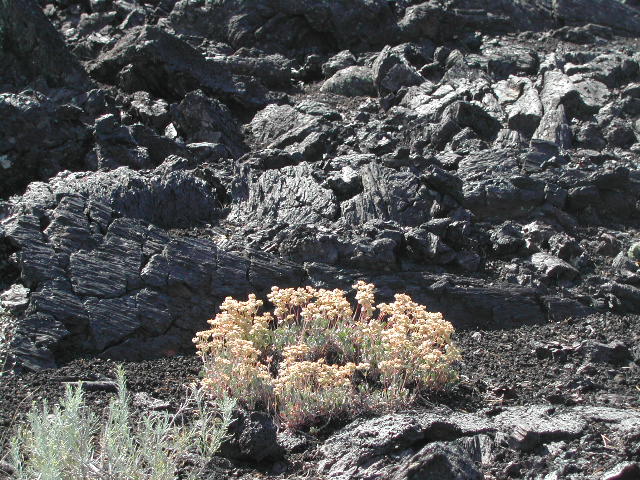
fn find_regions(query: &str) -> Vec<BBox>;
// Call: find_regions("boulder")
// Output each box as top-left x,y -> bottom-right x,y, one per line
554,0 -> 640,36
88,25 -> 269,107
206,52 -> 293,89
373,46 -> 424,96
322,50 -> 358,78
0,158 -> 306,371
320,66 -> 376,97
493,405 -> 587,452
431,101 -> 501,149
483,44 -> 539,79
507,83 -> 543,137
531,252 -> 579,282
127,91 -> 171,130
317,411 -> 491,480
219,410 -> 284,462
602,463 -> 640,480
341,162 -> 433,227
0,92 -> 92,198
168,0 -> 398,54
390,443 -> 483,480
531,104 -> 572,152
170,90 -> 247,158
0,0 -> 89,89
229,163 -> 339,226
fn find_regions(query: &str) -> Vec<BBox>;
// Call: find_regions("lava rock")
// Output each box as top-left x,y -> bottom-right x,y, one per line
168,0 -> 398,54
553,0 -> 640,36
580,341 -> 633,365
495,406 -> 587,452
507,83 -> 543,137
0,0 -> 90,89
317,411 -> 491,480
531,104 -> 572,152
602,462 -> 640,480
431,101 -> 501,149
320,66 -> 376,97
322,50 -> 358,78
0,93 -> 92,198
373,45 -> 424,96
127,91 -> 170,130
390,442 -> 483,480
220,410 -> 284,462
531,252 -> 579,282
88,25 -> 268,107
405,229 -> 455,264
171,90 -> 247,158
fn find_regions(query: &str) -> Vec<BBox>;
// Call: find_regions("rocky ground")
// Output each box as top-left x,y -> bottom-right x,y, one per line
2,0 -> 640,478
1,313 -> 639,479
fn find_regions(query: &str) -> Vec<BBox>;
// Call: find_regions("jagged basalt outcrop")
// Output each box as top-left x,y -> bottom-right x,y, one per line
2,0 -> 640,371
0,0 -> 90,89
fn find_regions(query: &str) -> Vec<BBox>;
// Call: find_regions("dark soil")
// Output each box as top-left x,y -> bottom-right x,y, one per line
3,313 -> 638,478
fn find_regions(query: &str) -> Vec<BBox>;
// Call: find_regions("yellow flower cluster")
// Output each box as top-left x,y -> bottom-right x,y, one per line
274,359 -> 357,395
193,283 -> 459,429
273,353 -> 369,427
267,286 -> 315,324
365,293 -> 460,391
194,294 -> 273,355
353,280 -> 376,320
300,288 -> 352,327
194,295 -> 273,408
282,343 -> 310,362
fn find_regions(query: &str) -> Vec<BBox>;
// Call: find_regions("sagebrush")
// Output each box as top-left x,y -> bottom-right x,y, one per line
194,282 -> 460,429
5,366 -> 235,480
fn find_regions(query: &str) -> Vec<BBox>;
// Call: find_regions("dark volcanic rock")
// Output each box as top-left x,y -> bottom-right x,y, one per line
431,101 -> 501,149
321,66 -> 376,97
2,10 -> 640,477
0,0 -> 89,89
220,410 -> 284,462
317,410 -> 491,480
316,405 -> 640,480
391,442 -> 483,480
168,0 -> 399,54
0,158 -> 306,370
373,45 -> 425,96
322,50 -> 357,78
88,25 -> 269,107
553,0 -> 640,36
0,92 -> 92,198
496,406 -> 587,452
171,90 -> 247,159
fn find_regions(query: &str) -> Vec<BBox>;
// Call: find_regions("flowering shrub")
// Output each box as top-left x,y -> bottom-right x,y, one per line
194,282 -> 460,429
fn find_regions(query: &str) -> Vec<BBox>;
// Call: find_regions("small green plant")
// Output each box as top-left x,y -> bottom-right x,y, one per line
0,307 -> 17,376
5,366 -> 235,480
194,282 -> 460,429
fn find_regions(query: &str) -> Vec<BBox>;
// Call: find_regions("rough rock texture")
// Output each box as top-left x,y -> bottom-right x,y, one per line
2,0 -> 640,476
0,0 -> 90,89
1,0 -> 638,369
316,404 -> 640,480
0,92 -> 92,196
2,311 -> 639,479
